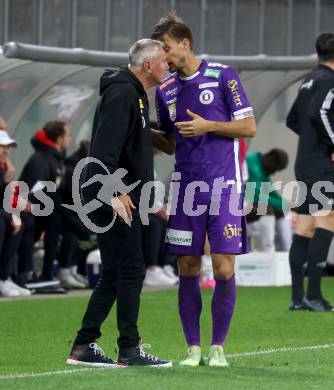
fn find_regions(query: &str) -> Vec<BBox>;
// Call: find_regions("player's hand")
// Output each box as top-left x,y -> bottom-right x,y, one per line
11,214 -> 22,235
175,109 -> 209,137
331,152 -> 334,162
154,208 -> 168,221
4,158 -> 15,182
111,194 -> 135,226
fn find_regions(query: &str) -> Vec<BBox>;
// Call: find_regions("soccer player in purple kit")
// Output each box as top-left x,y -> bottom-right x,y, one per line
151,13 -> 256,367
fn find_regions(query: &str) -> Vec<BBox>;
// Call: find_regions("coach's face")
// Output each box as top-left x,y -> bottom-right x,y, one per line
161,34 -> 189,73
148,47 -> 169,84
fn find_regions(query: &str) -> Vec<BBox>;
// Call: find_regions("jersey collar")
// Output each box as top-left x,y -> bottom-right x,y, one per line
178,60 -> 207,81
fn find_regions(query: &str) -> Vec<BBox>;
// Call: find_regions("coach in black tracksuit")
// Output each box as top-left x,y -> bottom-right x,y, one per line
69,39 -> 171,367
287,33 -> 334,312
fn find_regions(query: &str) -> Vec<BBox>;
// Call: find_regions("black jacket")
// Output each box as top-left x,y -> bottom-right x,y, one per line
286,64 -> 334,183
0,164 -> 8,208
81,67 -> 153,214
19,132 -> 66,205
59,147 -> 88,206
0,167 -> 12,220
0,166 -> 16,221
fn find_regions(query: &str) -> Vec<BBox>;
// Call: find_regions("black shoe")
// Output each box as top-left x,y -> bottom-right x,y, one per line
118,343 -> 172,367
26,283 -> 67,294
24,276 -> 67,294
303,297 -> 334,312
67,342 -> 118,367
288,301 -> 306,311
319,298 -> 334,312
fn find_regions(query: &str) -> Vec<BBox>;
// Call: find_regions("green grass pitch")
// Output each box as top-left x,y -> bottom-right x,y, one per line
1,279 -> 334,389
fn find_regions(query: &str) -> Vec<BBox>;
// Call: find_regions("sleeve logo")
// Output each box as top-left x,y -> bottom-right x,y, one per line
204,68 -> 221,79
168,103 -> 176,121
227,79 -> 243,107
139,99 -> 146,127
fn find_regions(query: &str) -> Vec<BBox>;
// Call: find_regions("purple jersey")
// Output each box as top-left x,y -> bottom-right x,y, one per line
156,61 -> 253,191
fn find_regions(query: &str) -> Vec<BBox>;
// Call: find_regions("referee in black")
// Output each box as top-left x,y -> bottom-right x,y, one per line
287,32 -> 334,312
67,39 -> 172,367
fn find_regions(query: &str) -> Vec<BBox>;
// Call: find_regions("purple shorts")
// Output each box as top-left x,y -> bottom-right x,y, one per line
165,188 -> 248,256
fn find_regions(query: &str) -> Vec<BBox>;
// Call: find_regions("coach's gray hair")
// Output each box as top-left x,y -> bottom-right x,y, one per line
128,39 -> 163,68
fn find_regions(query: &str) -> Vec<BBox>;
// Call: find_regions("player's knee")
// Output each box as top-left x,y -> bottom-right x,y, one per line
324,213 -> 334,232
295,222 -> 314,237
314,212 -> 334,232
295,218 -> 314,237
178,256 -> 201,276
213,261 -> 234,280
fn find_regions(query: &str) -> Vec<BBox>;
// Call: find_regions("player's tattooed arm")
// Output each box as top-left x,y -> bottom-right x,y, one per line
175,109 -> 256,138
150,129 -> 176,155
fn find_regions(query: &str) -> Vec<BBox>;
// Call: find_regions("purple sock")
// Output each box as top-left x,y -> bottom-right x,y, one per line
178,275 -> 202,346
211,275 -> 236,346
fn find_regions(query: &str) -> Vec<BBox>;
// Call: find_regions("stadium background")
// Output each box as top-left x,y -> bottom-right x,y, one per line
1,0 -> 334,186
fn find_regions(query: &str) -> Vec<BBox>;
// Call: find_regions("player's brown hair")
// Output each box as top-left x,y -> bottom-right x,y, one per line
151,12 -> 193,49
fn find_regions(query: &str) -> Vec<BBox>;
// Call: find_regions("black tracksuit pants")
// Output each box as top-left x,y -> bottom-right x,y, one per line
75,215 -> 146,350
18,211 -> 63,279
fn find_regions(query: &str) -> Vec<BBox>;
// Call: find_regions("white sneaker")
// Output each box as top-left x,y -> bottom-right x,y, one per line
7,279 -> 31,296
71,271 -> 89,288
70,266 -> 89,287
207,345 -> 229,367
58,268 -> 86,289
163,265 -> 179,283
0,279 -> 20,297
144,267 -> 176,286
179,346 -> 204,366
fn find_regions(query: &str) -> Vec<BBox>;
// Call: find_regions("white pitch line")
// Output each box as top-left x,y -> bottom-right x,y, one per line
1,343 -> 334,380
226,343 -> 334,358
0,368 -> 95,380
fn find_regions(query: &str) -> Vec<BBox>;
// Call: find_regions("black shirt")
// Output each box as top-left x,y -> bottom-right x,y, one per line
286,64 -> 334,183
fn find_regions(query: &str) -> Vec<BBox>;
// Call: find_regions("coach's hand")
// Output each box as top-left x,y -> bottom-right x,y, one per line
175,109 -> 209,137
111,194 -> 135,226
